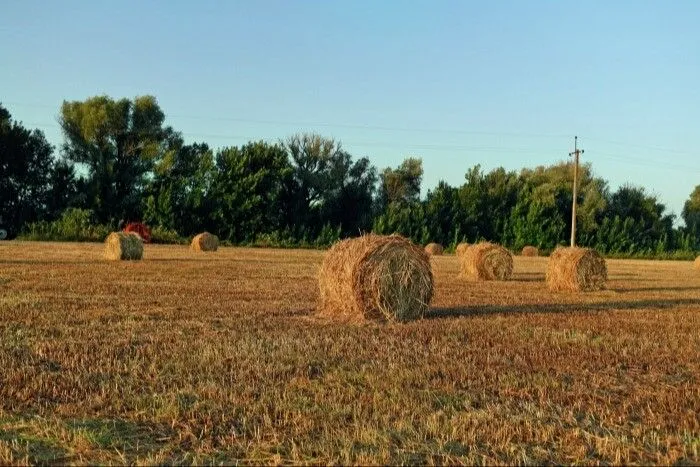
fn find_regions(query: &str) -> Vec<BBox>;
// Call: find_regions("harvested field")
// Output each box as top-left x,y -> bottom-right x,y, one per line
1,242 -> 699,465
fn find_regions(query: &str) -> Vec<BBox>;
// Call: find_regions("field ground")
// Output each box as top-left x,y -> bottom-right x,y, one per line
1,241 -> 699,465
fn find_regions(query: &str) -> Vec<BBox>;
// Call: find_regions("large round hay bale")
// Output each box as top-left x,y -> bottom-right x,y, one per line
455,242 -> 470,256
425,243 -> 443,256
191,232 -> 219,252
546,247 -> 607,292
694,256 -> 700,270
318,234 -> 434,322
459,242 -> 513,281
521,245 -> 539,257
104,232 -> 143,261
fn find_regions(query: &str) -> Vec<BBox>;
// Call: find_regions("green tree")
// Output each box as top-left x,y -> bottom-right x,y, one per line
281,133 -> 377,238
212,141 -> 291,242
424,181 -> 459,246
378,157 -> 423,208
0,103 -> 58,236
144,138 -> 216,235
602,184 -> 675,253
319,153 -> 377,236
60,95 -> 172,222
682,185 -> 700,248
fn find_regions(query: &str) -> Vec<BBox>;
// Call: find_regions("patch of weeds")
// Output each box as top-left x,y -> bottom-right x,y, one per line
0,428 -> 67,465
431,392 -> 470,412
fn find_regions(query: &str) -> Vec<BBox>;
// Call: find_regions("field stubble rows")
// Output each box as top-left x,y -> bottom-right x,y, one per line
0,242 -> 699,464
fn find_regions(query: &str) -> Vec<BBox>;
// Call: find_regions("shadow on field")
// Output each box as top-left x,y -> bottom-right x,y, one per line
427,298 -> 700,319
512,273 -> 545,282
611,286 -> 700,293
0,260 -> 95,265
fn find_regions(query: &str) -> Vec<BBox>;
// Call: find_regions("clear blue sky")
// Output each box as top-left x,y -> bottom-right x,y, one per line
2,0 -> 698,222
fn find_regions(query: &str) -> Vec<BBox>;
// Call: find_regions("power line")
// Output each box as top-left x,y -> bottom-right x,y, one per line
6,101 -> 696,156
0,101 -> 573,139
15,120 -> 700,174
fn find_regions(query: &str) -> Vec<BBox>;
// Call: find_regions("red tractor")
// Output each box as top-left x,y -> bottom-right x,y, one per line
123,222 -> 152,243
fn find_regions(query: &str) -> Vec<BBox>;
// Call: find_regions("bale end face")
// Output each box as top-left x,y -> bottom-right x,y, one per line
521,246 -> 539,257
104,232 -> 144,261
546,247 -> 607,292
459,242 -> 513,281
318,234 -> 434,323
191,232 -> 219,252
425,243 -> 444,256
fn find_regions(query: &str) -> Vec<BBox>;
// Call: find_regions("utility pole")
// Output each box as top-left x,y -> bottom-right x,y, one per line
569,136 -> 584,247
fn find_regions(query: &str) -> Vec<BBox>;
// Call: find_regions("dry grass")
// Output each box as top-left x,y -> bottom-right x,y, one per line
425,243 -> 444,256
318,234 -> 433,322
1,241 -> 699,465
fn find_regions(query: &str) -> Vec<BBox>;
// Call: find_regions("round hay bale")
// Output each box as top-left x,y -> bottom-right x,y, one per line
694,256 -> 700,270
191,232 -> 219,252
104,232 -> 143,261
455,242 -> 470,256
521,245 -> 539,257
459,242 -> 513,281
546,247 -> 607,292
318,234 -> 434,322
425,243 -> 443,256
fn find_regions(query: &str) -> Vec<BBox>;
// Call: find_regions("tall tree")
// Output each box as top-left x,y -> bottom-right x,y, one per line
319,153 -> 377,236
0,103 -> 57,236
144,136 -> 216,235
60,95 -> 172,222
212,141 -> 291,242
378,157 -> 423,208
682,185 -> 700,247
281,133 -> 376,237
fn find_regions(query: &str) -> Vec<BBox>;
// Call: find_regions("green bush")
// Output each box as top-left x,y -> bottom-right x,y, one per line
150,226 -> 186,244
19,209 -> 111,242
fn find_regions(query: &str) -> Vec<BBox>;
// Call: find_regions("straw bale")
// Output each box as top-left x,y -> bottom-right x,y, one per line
191,232 -> 219,252
425,243 -> 443,256
546,247 -> 607,292
104,232 -> 143,261
318,234 -> 433,322
459,242 -> 513,281
455,243 -> 470,256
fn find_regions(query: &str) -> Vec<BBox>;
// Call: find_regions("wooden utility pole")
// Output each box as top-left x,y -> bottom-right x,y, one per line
569,136 -> 584,247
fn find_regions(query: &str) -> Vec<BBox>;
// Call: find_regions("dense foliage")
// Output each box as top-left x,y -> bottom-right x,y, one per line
1,98 -> 698,254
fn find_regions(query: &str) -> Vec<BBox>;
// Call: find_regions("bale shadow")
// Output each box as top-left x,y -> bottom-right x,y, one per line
512,273 -> 546,282
610,286 -> 700,294
427,298 -> 700,319
0,260 -> 96,265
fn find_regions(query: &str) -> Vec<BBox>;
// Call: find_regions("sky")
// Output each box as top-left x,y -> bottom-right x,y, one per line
2,0 -> 698,223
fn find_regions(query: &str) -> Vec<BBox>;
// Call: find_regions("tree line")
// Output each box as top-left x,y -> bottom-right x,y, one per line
1,96 -> 699,255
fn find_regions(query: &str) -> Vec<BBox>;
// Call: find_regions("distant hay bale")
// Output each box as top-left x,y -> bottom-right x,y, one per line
546,247 -> 607,292
318,234 -> 434,322
104,232 -> 143,261
425,243 -> 443,256
521,246 -> 539,257
459,242 -> 513,281
455,242 -> 470,256
191,232 -> 219,252
694,256 -> 700,270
